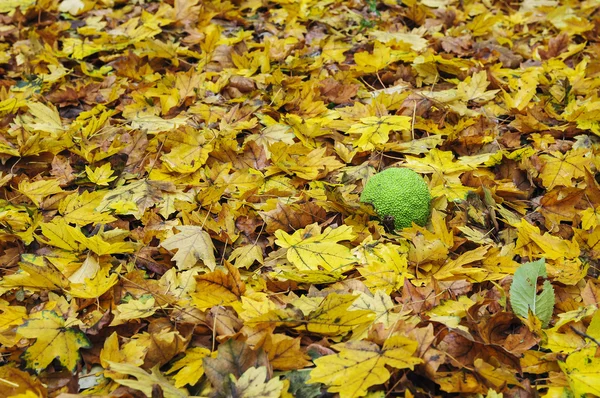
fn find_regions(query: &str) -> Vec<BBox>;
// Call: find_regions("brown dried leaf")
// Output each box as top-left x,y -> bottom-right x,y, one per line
260,201 -> 327,233
319,78 -> 359,104
539,32 -> 570,60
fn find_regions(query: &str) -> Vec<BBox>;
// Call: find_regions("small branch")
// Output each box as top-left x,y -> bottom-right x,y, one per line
570,325 -> 600,347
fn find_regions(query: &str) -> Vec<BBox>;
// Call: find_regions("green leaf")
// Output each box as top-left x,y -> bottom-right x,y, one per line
509,258 -> 555,327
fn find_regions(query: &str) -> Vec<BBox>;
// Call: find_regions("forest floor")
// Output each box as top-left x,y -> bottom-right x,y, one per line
1,0 -> 600,397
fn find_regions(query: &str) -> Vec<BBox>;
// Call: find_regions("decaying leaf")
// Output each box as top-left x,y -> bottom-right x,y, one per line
2,0 -> 600,396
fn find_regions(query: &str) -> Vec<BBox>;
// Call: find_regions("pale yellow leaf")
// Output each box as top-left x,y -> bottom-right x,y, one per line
161,226 -> 217,270
85,163 -> 117,186
110,294 -> 157,326
18,179 -> 63,207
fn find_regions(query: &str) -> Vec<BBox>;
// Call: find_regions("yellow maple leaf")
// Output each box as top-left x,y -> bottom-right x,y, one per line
160,225 -> 217,271
0,365 -> 46,397
58,190 -> 116,226
191,262 -> 245,310
20,102 -> 65,134
467,13 -> 501,37
0,256 -> 69,295
514,218 -> 580,262
0,299 -> 26,332
480,247 -> 520,281
559,347 -> 600,397
427,296 -> 475,320
80,61 -> 113,78
0,97 -> 26,116
400,210 -> 453,266
232,292 -> 280,322
157,268 -> 199,304
271,267 -> 345,284
200,24 -> 222,54
309,335 -> 422,398
581,206 -> 600,230
269,143 -> 344,180
299,293 -> 374,336
274,223 -> 357,272
68,253 -> 100,283
503,68 -> 540,111
161,128 -> 214,174
514,219 -> 585,284
166,347 -> 212,388
538,149 -> 590,189
18,179 -> 63,207
321,38 -> 352,63
552,304 -> 596,330
355,240 -> 411,294
146,84 -> 181,115
39,219 -> 86,252
433,245 -> 490,281
228,244 -> 263,269
347,115 -> 412,151
81,233 -> 136,256
370,31 -> 428,52
17,311 -> 91,372
0,201 -> 41,244
110,294 -> 157,326
435,370 -> 482,394
97,179 -> 175,219
40,219 -> 135,255
100,332 -> 147,379
263,333 -> 312,370
403,149 -> 475,200
456,71 -> 499,103
350,290 -> 408,339
405,148 -> 473,175
108,361 -> 189,398
0,299 -> 27,347
354,42 -> 392,73
85,163 -> 117,186
246,294 -> 373,336
58,0 -> 89,15
474,358 -> 522,389
228,366 -> 284,398
69,263 -> 119,299
248,116 -> 295,156
129,114 -> 189,134
543,328 -> 585,354
587,309 -> 600,341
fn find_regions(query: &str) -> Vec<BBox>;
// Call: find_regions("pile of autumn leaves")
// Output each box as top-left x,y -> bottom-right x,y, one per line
1,0 -> 600,397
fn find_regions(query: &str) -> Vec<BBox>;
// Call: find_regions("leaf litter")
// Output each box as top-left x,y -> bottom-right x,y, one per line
1,0 -> 600,396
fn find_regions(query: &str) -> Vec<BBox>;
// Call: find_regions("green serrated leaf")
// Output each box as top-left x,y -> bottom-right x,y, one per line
509,258 -> 555,327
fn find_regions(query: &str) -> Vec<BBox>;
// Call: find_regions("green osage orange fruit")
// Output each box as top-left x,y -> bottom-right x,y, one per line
360,167 -> 431,230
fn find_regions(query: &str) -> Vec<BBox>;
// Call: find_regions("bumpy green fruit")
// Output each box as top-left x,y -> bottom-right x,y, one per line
360,167 -> 431,230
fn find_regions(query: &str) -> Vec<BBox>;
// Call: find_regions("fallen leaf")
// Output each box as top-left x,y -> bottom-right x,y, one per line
161,225 -> 217,271
309,335 -> 422,398
17,311 -> 91,373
